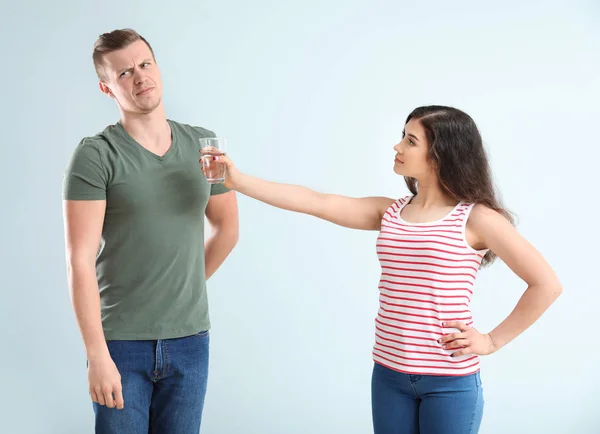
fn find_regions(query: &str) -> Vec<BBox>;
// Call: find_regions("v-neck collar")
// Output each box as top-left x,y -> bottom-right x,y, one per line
116,119 -> 177,162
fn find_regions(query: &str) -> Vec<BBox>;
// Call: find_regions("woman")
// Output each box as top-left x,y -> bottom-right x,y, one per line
202,105 -> 562,433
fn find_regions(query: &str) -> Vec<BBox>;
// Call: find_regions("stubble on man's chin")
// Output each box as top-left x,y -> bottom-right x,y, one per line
136,97 -> 162,115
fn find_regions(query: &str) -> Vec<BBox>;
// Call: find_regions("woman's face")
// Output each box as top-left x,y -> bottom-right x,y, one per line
392,118 -> 434,179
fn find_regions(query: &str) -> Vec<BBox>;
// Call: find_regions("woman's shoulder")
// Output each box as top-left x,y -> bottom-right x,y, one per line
466,203 -> 512,234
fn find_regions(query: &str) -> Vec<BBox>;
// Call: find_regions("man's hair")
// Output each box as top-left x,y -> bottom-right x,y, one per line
93,28 -> 155,80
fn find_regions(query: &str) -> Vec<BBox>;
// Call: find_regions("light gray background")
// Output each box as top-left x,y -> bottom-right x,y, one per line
1,0 -> 598,433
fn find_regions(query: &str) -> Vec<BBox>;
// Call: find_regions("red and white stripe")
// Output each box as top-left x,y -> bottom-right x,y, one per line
373,196 -> 486,376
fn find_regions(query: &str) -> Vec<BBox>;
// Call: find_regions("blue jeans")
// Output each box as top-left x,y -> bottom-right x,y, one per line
93,331 -> 210,434
371,363 -> 484,434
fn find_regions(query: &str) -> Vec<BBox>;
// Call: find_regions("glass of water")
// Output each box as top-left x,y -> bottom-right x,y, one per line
199,137 -> 227,184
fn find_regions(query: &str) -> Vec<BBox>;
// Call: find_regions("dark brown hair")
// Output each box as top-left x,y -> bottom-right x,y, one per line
92,28 -> 155,80
404,105 -> 514,266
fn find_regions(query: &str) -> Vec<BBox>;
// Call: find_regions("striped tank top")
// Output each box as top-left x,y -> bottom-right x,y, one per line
373,195 -> 487,376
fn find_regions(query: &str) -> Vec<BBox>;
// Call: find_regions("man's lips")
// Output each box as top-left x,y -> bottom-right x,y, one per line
136,87 -> 154,96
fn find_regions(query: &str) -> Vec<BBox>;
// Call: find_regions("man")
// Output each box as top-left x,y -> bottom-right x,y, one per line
62,28 -> 239,433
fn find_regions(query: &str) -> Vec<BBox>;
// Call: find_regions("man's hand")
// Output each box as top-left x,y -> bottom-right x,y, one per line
88,355 -> 124,410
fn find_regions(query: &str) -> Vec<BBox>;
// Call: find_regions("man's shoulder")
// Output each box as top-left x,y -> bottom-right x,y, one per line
67,124 -> 124,170
76,123 -> 120,151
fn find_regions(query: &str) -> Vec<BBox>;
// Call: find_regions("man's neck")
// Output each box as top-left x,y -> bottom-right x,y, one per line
120,105 -> 172,156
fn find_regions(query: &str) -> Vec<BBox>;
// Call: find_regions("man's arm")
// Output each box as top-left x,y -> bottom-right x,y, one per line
63,199 -> 124,409
63,200 -> 108,361
204,191 -> 239,280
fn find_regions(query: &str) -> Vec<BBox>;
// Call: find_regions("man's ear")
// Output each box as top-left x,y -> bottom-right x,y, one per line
99,81 -> 114,98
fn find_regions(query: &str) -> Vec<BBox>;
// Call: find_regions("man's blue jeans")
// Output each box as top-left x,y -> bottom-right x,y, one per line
93,331 -> 210,434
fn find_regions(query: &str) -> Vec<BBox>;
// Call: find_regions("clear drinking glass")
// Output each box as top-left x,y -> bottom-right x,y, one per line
199,137 -> 227,184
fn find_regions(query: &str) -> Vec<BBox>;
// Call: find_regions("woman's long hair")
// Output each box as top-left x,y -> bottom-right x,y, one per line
404,105 -> 513,266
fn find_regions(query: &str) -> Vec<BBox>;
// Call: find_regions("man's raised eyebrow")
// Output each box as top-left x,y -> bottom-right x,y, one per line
118,59 -> 152,74
117,65 -> 133,75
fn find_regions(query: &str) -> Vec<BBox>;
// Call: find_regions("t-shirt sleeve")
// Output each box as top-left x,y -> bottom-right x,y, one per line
193,126 -> 232,196
210,183 -> 231,196
62,138 -> 108,200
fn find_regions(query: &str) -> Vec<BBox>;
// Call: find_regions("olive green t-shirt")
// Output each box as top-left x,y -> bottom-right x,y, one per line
62,120 -> 229,340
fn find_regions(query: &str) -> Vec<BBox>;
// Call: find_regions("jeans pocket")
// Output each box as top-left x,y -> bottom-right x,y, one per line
195,330 -> 209,338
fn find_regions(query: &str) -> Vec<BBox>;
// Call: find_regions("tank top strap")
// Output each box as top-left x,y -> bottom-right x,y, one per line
441,201 -> 473,225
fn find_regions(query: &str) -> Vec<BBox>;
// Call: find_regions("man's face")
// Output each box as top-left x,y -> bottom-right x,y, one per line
99,39 -> 162,114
